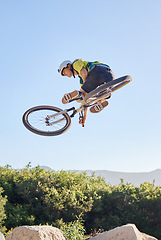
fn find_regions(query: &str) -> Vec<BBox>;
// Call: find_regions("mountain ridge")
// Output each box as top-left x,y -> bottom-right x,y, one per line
40,167 -> 161,186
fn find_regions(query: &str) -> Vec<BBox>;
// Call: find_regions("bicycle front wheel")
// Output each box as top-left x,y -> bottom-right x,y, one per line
22,106 -> 71,136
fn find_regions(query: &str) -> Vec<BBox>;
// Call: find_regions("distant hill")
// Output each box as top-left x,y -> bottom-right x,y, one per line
40,166 -> 52,171
72,169 -> 161,186
40,167 -> 161,186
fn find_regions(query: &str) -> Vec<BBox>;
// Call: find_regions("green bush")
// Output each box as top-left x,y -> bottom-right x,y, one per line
84,180 -> 161,239
0,187 -> 7,233
0,165 -> 107,231
60,218 -> 85,240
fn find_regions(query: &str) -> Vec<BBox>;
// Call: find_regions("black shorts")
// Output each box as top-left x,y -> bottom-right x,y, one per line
81,66 -> 115,93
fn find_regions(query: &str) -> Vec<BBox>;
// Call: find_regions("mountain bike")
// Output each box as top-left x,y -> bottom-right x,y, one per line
22,75 -> 132,136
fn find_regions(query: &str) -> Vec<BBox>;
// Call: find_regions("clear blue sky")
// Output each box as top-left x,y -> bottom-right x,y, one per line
1,0 -> 161,172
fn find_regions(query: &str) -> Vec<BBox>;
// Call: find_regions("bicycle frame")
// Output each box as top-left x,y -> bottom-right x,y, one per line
46,88 -> 112,126
45,75 -> 132,127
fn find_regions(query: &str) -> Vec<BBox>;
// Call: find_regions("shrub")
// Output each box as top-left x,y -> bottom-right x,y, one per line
0,187 -> 7,233
60,219 -> 85,240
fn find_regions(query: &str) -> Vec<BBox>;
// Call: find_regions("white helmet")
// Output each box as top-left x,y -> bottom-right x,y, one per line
58,60 -> 72,75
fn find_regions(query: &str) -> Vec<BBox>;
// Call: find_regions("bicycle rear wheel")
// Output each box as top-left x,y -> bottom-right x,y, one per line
22,106 -> 71,136
84,75 -> 132,102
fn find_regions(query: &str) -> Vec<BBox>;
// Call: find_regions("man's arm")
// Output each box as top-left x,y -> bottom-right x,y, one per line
80,67 -> 88,82
78,68 -> 88,126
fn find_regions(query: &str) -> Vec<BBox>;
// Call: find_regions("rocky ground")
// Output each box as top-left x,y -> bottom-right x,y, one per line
0,224 -> 158,240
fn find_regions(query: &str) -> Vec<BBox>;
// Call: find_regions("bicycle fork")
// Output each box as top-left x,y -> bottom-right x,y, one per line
45,107 -> 76,126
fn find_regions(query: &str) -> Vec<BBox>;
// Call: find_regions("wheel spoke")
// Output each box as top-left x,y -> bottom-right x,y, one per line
28,110 -> 67,132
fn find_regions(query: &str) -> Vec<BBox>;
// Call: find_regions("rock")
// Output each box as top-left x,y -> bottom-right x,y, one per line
0,232 -> 5,240
6,225 -> 65,240
89,224 -> 158,240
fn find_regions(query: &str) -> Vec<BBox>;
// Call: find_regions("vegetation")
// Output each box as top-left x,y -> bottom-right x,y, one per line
0,187 -> 7,233
60,219 -> 85,240
0,164 -> 161,239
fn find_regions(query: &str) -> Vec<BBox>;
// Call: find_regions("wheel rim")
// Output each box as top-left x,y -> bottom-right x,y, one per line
26,108 -> 69,134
